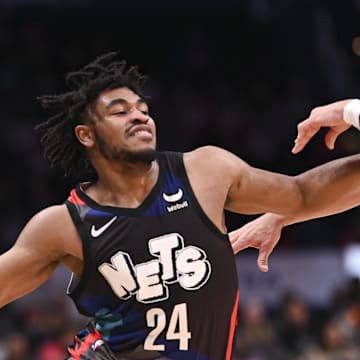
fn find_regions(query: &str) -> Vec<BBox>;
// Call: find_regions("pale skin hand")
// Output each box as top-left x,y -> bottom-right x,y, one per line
292,99 -> 353,153
228,214 -> 284,272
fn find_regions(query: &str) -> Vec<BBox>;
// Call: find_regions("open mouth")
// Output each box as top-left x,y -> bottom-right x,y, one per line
133,129 -> 152,137
128,125 -> 153,138
127,125 -> 153,140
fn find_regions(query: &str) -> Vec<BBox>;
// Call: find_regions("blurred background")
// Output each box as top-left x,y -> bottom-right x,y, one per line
0,0 -> 360,359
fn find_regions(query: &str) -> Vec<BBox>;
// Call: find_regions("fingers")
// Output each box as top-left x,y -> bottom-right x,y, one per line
291,121 -> 319,154
292,140 -> 305,154
324,129 -> 339,150
257,246 -> 273,273
228,231 -> 241,254
292,100 -> 353,153
292,135 -> 314,154
257,255 -> 268,272
229,232 -> 251,254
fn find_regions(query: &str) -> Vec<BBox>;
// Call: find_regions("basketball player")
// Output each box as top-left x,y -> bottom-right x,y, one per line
231,98 -> 360,273
0,53 -> 359,360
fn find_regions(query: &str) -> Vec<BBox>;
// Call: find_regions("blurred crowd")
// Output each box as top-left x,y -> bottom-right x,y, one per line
0,298 -> 83,359
0,0 -> 360,358
234,278 -> 360,360
0,277 -> 359,359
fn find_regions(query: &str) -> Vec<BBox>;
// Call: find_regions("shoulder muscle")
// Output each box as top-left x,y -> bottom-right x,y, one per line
15,204 -> 75,262
184,145 -> 249,188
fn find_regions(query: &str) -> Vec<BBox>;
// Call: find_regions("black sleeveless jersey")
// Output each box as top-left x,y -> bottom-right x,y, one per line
65,151 -> 239,360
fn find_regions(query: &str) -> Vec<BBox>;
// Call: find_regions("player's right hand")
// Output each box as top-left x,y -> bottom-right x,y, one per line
292,99 -> 352,154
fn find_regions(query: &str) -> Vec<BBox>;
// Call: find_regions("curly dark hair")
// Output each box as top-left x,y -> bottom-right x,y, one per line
36,52 -> 147,180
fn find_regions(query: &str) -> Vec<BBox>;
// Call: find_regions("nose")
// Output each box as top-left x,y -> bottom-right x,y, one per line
130,108 -> 149,123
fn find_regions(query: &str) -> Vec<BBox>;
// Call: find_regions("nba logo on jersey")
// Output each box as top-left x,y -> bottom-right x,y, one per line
98,233 -> 212,303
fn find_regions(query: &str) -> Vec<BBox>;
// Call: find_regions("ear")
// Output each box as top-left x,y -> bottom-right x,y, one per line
74,124 -> 95,148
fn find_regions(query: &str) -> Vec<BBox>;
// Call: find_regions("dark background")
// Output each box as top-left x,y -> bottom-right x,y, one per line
0,1 -> 360,359
1,0 -> 360,252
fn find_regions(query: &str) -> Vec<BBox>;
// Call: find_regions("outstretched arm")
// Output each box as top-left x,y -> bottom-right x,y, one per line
0,206 -> 69,308
227,153 -> 360,272
229,99 -> 360,270
224,147 -> 360,217
292,99 -> 360,153
229,155 -> 360,272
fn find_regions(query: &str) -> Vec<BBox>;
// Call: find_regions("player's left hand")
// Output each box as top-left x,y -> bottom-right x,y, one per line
229,214 -> 283,272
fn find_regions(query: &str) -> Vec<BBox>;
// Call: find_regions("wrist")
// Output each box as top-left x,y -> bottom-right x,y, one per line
265,213 -> 289,228
343,99 -> 360,130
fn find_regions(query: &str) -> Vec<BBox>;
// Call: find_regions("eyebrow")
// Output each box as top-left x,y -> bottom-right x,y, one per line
105,98 -> 148,109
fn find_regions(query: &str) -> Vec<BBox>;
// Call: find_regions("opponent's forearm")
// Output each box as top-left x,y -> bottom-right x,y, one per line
281,154 -> 360,226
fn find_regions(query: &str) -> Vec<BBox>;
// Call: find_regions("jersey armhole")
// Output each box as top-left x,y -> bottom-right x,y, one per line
64,200 -> 92,300
175,153 -> 229,241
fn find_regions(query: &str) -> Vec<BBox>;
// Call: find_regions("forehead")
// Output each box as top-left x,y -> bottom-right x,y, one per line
97,87 -> 142,107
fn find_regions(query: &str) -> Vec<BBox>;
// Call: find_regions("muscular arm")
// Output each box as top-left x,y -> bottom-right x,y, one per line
0,205 -> 72,308
230,155 -> 360,271
281,155 -> 360,224
210,147 -> 303,215
202,147 -> 360,216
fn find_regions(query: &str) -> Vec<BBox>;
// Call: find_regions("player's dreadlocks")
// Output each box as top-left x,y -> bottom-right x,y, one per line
36,52 -> 147,180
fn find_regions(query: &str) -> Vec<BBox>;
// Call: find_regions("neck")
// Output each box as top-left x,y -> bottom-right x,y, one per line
86,159 -> 159,208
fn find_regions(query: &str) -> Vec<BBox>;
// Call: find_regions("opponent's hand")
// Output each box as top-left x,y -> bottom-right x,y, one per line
229,214 -> 284,272
292,99 -> 353,154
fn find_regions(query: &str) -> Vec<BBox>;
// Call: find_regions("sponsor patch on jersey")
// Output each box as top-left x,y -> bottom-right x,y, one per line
162,188 -> 189,213
162,188 -> 184,203
166,200 -> 189,213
